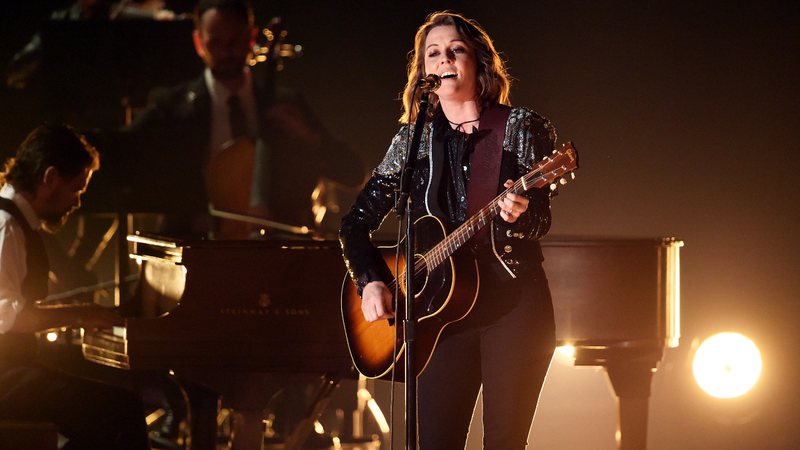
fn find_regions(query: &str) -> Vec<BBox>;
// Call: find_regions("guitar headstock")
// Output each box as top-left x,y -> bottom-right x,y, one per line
521,141 -> 579,191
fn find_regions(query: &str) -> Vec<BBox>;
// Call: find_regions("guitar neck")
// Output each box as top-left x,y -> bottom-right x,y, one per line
418,141 -> 578,274
424,181 -> 523,270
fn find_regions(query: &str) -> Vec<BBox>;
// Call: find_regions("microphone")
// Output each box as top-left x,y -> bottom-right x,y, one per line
417,74 -> 441,92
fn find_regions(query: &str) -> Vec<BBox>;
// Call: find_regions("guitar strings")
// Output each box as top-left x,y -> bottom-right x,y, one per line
393,149 -> 572,287
394,170 -> 549,288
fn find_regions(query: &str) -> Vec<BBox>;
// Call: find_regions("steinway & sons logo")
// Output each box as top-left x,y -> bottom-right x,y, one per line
218,293 -> 311,317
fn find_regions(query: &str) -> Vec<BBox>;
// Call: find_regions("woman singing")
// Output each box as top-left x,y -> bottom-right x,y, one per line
340,11 -> 558,448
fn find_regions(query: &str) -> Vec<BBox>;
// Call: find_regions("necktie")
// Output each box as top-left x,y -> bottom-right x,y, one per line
228,94 -> 247,139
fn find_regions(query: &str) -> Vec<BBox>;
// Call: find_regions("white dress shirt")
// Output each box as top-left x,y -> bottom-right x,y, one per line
204,67 -> 259,160
0,184 -> 42,334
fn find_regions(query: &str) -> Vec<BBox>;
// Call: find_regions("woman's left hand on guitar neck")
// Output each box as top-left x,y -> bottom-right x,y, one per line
497,179 -> 529,224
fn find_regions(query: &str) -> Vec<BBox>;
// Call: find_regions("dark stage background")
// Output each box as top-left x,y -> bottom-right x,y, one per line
1,1 -> 798,448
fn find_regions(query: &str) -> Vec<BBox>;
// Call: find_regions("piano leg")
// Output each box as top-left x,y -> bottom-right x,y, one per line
618,396 -> 649,450
605,362 -> 655,450
182,381 -> 222,450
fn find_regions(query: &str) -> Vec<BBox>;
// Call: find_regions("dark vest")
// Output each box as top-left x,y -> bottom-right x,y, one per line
0,197 -> 49,367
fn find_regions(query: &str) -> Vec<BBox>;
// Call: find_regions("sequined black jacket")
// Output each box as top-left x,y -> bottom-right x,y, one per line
339,105 -> 557,292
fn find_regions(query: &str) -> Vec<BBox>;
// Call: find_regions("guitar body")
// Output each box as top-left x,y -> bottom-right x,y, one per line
341,215 -> 480,379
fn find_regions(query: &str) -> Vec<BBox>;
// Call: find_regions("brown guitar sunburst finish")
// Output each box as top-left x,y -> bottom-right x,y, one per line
340,215 -> 479,379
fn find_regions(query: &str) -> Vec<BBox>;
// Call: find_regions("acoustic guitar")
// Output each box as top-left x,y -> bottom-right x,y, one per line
341,142 -> 579,378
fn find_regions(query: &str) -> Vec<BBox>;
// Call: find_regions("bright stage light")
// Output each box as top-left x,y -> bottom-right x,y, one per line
556,344 -> 576,359
692,332 -> 762,398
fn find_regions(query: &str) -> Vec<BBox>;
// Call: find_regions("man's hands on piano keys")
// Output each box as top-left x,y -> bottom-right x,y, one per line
13,301 -> 124,333
74,303 -> 125,330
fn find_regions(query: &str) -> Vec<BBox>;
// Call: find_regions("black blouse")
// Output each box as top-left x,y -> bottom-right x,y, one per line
431,109 -> 491,231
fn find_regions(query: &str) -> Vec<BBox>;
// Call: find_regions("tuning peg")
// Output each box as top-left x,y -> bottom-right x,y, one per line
559,178 -> 568,185
550,183 -> 557,191
570,173 -> 576,180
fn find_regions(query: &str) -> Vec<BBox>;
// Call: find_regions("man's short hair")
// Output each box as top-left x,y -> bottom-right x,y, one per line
193,0 -> 254,30
0,124 -> 99,193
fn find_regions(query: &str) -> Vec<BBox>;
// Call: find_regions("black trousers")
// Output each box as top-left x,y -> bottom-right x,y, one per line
418,263 -> 555,450
0,363 -> 150,450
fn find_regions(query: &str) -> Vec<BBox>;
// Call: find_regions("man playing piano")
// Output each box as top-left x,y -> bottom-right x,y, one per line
0,124 -> 150,449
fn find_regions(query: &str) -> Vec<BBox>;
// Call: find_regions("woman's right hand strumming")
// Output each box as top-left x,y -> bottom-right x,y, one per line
361,281 -> 394,322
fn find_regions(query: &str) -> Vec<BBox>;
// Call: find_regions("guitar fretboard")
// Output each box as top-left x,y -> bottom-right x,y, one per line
400,142 -> 577,285
423,179 -> 524,271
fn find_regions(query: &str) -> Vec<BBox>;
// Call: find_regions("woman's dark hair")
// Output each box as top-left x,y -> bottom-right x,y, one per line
400,11 -> 511,123
0,124 -> 99,193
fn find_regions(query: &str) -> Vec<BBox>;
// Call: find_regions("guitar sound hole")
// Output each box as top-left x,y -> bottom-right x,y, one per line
412,259 -> 446,316
411,260 -> 428,299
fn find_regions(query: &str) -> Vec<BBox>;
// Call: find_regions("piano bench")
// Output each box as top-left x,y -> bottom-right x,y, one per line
0,420 -> 58,450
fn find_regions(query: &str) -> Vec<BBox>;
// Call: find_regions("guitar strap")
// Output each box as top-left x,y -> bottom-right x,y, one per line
467,104 -> 511,241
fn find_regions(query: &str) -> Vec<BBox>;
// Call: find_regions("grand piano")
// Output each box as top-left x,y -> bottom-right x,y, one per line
83,235 -> 356,450
82,235 -> 681,450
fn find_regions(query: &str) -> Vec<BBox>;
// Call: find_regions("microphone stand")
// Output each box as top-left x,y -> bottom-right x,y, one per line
395,89 -> 431,450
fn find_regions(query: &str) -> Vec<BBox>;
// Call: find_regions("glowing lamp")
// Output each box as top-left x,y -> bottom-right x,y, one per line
556,344 -> 576,359
692,332 -> 762,398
